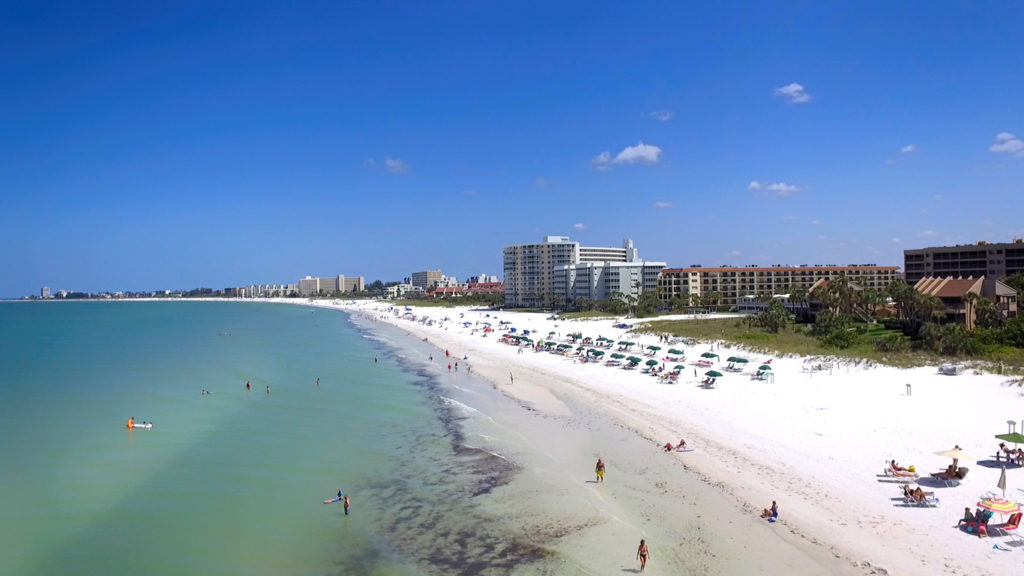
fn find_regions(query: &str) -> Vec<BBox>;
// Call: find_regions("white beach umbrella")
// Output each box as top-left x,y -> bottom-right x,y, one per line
998,465 -> 1008,499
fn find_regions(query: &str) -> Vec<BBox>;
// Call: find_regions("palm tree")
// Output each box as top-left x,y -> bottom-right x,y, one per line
962,291 -> 981,331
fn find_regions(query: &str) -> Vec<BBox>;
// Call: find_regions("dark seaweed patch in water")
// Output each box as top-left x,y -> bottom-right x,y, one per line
341,322 -> 552,575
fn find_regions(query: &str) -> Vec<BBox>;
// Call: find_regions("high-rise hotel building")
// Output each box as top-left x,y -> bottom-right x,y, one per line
904,239 -> 1024,285
503,236 -> 642,307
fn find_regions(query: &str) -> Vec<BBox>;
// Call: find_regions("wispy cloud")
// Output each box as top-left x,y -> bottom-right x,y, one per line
774,82 -> 811,103
811,219 -> 821,226
727,250 -> 741,256
384,156 -> 409,173
534,177 -> 547,187
900,144 -> 916,154
644,110 -> 675,122
817,234 -> 826,240
593,141 -> 662,169
749,180 -> 798,196
891,237 -> 902,244
918,229 -> 937,237
573,222 -> 587,231
990,132 -> 1024,157
653,201 -> 672,208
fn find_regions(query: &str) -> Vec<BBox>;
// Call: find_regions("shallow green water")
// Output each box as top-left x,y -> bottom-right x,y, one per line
0,301 -> 460,575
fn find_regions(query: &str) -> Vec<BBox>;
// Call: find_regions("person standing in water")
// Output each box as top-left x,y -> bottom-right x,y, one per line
266,385 -> 270,395
343,493 -> 350,515
316,377 -> 320,387
636,539 -> 649,572
246,380 -> 251,390
127,417 -> 134,429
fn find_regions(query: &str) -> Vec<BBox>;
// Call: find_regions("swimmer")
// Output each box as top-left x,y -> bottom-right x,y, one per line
127,417 -> 134,429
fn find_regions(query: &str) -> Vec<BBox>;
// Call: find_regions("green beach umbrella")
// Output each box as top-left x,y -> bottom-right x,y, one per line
590,350 -> 605,357
996,433 -> 1024,446
758,364 -> 772,371
647,345 -> 661,351
673,364 -> 685,371
611,353 -> 625,359
726,356 -> 740,363
668,349 -> 684,355
645,359 -> 659,366
701,352 -> 718,359
672,334 -> 681,338
627,356 -> 642,363
577,345 -> 586,350
705,370 -> 723,378
734,357 -> 749,363
621,342 -> 636,347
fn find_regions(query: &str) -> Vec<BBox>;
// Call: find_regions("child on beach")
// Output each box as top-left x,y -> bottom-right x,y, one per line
762,501 -> 778,520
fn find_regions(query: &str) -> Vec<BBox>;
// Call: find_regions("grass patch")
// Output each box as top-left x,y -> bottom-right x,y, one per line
636,318 -> 1024,372
560,310 -> 618,320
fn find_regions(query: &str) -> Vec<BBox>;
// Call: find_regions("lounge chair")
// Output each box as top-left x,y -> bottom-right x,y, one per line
901,485 -> 940,507
989,512 -> 1022,538
930,466 -> 969,487
882,462 -> 919,481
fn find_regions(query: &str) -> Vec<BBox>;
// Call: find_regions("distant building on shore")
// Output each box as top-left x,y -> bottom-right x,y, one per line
914,276 -> 1017,328
554,261 -> 666,306
297,275 -> 365,297
904,239 -> 1024,285
385,283 -> 424,299
40,286 -> 51,299
657,264 -> 901,309
503,236 -> 644,308
466,273 -> 499,284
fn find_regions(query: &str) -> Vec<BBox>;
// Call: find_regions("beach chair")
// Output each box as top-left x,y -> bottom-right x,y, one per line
989,512 -> 1022,538
903,493 -> 940,507
882,465 -> 919,482
930,467 -> 969,487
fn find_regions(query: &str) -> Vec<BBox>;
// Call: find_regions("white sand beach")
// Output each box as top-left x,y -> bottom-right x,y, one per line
306,298 -> 1022,575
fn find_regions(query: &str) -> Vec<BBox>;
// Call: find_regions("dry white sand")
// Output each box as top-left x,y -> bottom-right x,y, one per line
304,298 -> 1023,575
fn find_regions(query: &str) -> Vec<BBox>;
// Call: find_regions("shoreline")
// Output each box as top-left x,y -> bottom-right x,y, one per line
329,299 -> 1023,576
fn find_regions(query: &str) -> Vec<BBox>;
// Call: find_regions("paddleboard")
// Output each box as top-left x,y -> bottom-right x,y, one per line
129,423 -> 153,429
675,448 -> 694,453
323,492 -> 344,504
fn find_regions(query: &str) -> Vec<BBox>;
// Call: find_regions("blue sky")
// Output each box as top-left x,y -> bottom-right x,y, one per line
2,1 -> 1022,297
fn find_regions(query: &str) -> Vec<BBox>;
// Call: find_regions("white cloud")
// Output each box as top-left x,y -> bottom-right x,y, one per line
891,237 -> 902,244
749,180 -> 798,196
573,222 -> 587,231
653,201 -> 672,208
900,144 -> 916,154
811,219 -> 821,226
727,250 -> 742,256
919,229 -> 937,237
534,177 -> 547,187
384,156 -> 409,173
645,110 -> 675,122
817,234 -> 827,240
593,141 -> 662,168
774,82 -> 811,103
990,132 -> 1024,156
933,194 -> 945,200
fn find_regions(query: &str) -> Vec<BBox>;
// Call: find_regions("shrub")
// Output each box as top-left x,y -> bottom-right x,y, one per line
873,332 -> 910,353
821,328 -> 858,349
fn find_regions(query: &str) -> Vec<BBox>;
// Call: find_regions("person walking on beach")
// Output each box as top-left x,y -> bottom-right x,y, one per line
343,493 -> 350,515
636,539 -> 649,572
595,458 -> 605,483
509,372 -> 514,384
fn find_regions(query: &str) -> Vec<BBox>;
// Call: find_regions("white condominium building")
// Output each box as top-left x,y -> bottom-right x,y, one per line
553,260 -> 666,306
503,236 -> 641,308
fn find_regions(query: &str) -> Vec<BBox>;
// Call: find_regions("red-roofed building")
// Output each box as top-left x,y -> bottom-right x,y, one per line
913,276 -> 1017,329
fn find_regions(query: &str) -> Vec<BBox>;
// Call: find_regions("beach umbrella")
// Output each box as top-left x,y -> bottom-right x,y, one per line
978,497 -> 1020,517
620,342 -> 635,347
998,466 -> 1008,498
733,358 -> 749,363
647,345 -> 661,351
611,353 -> 625,359
701,352 -> 718,359
590,350 -> 605,357
645,359 -> 659,366
668,349 -> 685,355
758,365 -> 772,371
705,370 -> 723,378
577,346 -> 586,351
934,448 -> 975,462
627,356 -> 642,363
673,365 -> 685,371
996,433 -> 1024,448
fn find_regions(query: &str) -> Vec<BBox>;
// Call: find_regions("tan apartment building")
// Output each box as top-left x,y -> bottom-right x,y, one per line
904,239 -> 1024,285
297,275 -> 365,296
657,265 -> 901,308
410,270 -> 443,290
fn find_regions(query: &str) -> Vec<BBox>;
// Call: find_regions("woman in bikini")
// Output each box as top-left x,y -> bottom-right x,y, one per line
636,539 -> 649,572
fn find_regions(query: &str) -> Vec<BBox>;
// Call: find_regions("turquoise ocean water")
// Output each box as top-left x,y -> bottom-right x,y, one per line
0,302 -> 526,576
